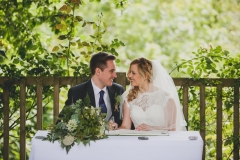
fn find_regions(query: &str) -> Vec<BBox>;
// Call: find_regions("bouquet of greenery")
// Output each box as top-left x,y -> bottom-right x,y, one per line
43,95 -> 108,153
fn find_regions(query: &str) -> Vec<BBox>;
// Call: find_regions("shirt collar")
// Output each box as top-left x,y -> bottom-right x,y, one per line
91,79 -> 107,95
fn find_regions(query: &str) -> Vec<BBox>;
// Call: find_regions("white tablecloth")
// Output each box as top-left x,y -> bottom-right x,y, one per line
29,130 -> 203,160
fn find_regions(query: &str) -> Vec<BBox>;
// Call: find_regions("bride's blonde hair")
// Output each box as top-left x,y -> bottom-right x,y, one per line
127,57 -> 152,102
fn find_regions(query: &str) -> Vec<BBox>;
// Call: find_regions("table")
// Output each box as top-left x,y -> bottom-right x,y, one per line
29,130 -> 203,160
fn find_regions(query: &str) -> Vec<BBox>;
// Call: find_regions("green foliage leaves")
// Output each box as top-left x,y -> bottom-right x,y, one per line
171,46 -> 240,78
0,0 -> 124,158
1,0 -> 59,60
50,1 -> 124,77
174,46 -> 240,159
59,4 -> 72,14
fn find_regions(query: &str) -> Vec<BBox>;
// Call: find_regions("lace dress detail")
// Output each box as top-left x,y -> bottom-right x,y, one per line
127,90 -> 174,129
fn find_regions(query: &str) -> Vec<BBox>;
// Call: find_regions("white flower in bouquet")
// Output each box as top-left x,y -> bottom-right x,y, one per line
97,125 -> 105,138
67,119 -> 77,132
96,109 -> 100,115
62,135 -> 75,146
90,107 -> 96,115
71,114 -> 80,123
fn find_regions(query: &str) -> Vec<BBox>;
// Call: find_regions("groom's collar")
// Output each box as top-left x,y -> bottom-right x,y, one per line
91,79 -> 107,95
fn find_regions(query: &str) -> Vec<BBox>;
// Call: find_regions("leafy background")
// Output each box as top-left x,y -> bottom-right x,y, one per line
0,0 -> 239,159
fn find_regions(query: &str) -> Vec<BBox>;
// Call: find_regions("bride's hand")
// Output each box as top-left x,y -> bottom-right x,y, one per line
135,123 -> 151,131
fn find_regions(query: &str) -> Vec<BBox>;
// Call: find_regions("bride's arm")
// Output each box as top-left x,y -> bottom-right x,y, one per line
118,101 -> 132,130
149,98 -> 177,131
166,98 -> 177,131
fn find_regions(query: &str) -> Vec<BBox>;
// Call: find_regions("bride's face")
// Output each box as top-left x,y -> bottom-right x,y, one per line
128,64 -> 143,87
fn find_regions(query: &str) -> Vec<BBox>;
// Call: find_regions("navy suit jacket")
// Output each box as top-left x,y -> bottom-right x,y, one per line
59,80 -> 124,126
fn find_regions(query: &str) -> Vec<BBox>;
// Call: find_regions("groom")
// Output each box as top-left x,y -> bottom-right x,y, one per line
59,52 -> 124,126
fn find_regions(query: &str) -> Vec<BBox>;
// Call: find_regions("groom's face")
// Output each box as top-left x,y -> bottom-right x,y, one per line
98,60 -> 117,87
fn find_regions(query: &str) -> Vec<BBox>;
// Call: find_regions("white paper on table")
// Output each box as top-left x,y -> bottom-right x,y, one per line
106,129 -> 169,136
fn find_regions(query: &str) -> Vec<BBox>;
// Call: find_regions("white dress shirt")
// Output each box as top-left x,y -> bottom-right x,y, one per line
91,79 -> 112,121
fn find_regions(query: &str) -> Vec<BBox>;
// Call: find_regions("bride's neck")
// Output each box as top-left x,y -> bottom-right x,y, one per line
139,82 -> 150,93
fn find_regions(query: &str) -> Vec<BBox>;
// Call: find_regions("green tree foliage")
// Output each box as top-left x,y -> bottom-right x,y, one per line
0,0 -> 124,159
172,46 -> 240,159
170,46 -> 240,78
0,1 -> 61,159
86,0 -> 240,71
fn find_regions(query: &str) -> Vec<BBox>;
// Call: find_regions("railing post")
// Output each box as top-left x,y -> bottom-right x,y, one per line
200,84 -> 206,160
216,85 -> 222,160
182,85 -> 188,130
53,77 -> 60,124
233,86 -> 239,160
20,78 -> 26,160
3,85 -> 10,160
115,72 -> 127,90
36,77 -> 43,130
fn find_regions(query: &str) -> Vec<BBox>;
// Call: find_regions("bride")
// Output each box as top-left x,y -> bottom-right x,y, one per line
118,57 -> 187,131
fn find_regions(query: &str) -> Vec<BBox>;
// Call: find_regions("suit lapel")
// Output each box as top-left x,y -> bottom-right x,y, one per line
86,80 -> 96,107
107,86 -> 115,113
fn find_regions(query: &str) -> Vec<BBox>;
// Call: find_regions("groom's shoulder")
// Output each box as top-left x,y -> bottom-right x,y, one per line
112,82 -> 123,87
112,83 -> 124,92
71,81 -> 90,90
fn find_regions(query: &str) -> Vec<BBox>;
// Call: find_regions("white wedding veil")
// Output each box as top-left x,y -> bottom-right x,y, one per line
120,60 -> 187,131
151,60 -> 187,131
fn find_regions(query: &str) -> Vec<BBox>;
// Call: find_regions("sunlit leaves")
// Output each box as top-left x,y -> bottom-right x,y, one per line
114,0 -> 129,9
96,47 -> 102,51
171,46 -> 240,78
55,24 -> 63,29
102,22 -> 107,28
82,42 -> 90,46
0,50 -> 7,58
52,46 -> 60,52
70,0 -> 82,5
59,4 -> 72,14
111,38 -> 125,48
70,42 -> 76,46
82,21 -> 86,27
93,23 -> 98,29
58,35 -> 68,40
75,16 -> 83,22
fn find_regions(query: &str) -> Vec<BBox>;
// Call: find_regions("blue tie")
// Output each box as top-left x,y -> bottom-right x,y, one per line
99,90 -> 107,113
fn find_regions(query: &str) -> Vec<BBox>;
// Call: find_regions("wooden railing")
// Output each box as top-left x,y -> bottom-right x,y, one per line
0,73 -> 239,160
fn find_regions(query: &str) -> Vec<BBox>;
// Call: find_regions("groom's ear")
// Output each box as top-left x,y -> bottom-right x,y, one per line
95,68 -> 101,75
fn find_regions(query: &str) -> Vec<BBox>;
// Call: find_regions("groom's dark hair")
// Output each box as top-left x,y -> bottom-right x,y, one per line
90,52 -> 116,75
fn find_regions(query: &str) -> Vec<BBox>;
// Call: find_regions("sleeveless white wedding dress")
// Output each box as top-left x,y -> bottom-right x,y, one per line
126,89 -> 177,130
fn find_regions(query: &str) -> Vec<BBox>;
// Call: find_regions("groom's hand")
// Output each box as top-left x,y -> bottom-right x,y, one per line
108,121 -> 118,130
